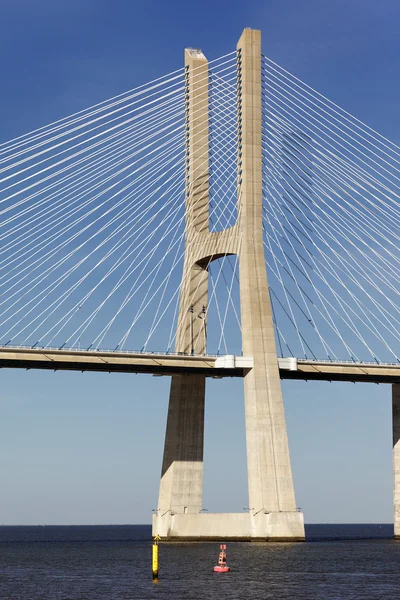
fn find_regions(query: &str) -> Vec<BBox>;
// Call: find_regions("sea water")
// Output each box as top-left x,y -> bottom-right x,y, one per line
0,524 -> 399,599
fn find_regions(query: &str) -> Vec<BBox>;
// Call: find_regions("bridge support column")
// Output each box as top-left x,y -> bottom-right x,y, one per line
153,47 -> 209,538
393,384 -> 400,539
236,27 -> 304,541
155,374 -> 205,536
153,29 -> 304,541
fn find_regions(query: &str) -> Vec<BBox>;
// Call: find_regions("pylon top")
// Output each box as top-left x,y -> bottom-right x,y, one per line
185,48 -> 206,59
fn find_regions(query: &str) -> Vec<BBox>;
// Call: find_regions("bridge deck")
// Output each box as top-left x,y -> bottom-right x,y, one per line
0,347 -> 398,383
283,358 -> 400,384
0,346 -> 250,377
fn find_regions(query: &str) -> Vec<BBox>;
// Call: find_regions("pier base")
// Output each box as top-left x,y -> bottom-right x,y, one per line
152,511 -> 305,541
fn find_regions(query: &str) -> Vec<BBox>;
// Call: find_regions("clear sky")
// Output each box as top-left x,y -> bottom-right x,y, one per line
0,0 -> 399,524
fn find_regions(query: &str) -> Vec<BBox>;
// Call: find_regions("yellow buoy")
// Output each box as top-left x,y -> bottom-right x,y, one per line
152,535 -> 161,580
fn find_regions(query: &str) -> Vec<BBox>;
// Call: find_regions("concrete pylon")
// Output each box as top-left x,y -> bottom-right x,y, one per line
155,48 -> 209,531
153,29 -> 304,541
236,29 -> 303,539
393,384 -> 400,539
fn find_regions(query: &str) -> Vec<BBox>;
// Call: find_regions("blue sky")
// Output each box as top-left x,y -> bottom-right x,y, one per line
0,0 -> 399,524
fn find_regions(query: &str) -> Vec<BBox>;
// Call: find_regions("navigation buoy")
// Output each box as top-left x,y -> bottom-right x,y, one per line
152,535 -> 161,580
213,544 -> 230,572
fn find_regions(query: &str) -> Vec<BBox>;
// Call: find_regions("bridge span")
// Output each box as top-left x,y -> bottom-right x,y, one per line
3,25 -> 400,539
0,346 -> 400,384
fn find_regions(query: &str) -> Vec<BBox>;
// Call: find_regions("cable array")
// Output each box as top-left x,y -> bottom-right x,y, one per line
204,58 -> 242,353
2,47 -> 399,362
262,55 -> 400,362
0,53 -> 242,354
208,61 -> 238,231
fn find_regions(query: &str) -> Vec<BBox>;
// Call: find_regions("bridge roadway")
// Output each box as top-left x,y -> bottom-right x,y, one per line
0,346 -> 399,383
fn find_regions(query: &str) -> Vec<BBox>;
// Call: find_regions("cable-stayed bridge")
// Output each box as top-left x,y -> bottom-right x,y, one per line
2,28 -> 400,541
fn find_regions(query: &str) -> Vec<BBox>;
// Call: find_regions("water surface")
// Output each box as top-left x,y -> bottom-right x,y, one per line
0,524 -> 399,599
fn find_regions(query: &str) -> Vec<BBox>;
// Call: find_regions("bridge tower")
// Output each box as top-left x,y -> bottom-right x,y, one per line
153,28 -> 305,541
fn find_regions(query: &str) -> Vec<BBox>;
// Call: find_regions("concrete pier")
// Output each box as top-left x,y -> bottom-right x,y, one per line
236,28 -> 304,539
153,29 -> 304,542
155,48 -> 209,529
393,384 -> 400,539
157,374 -> 205,515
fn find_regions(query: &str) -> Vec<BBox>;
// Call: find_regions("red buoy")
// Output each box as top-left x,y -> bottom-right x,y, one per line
213,544 -> 230,572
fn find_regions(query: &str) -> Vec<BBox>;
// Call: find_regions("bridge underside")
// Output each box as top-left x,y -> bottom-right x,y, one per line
1,347 -> 400,384
0,348 -> 247,377
281,366 -> 400,385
